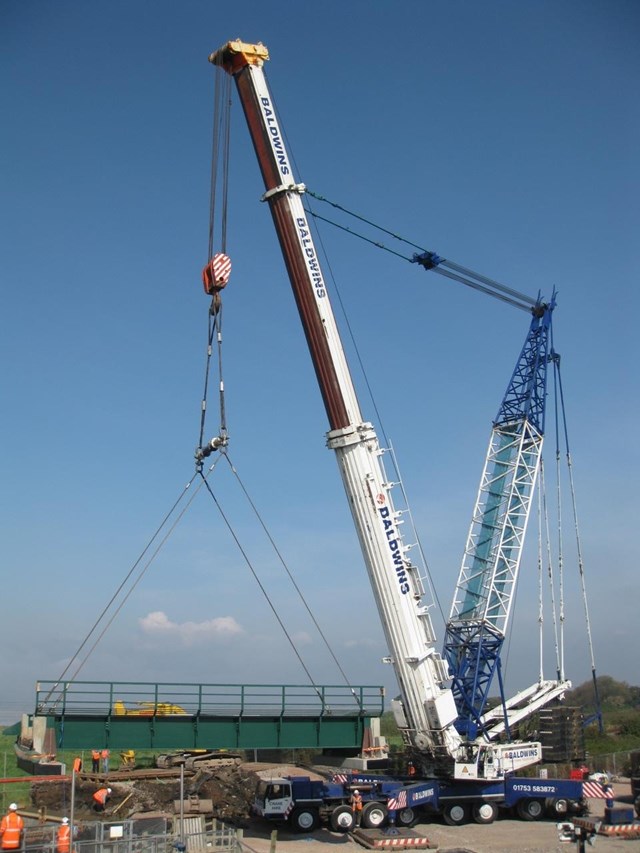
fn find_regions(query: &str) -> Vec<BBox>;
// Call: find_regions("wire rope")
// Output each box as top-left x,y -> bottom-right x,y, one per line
62,460 -> 224,688
540,457 -> 563,681
42,470 -> 205,707
304,189 -> 537,311
555,357 -> 603,731
197,463 -> 327,704
304,191 -> 446,626
220,452 -> 364,709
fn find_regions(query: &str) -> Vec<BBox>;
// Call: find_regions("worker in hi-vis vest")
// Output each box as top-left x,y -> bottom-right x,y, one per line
56,818 -> 74,853
92,787 -> 112,812
350,789 -> 363,827
0,804 -> 24,850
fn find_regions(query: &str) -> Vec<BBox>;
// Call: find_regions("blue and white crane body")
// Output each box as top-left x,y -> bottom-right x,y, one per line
444,296 -> 571,742
209,39 -> 582,823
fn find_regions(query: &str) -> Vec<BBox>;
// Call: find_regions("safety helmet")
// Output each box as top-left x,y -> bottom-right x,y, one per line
9,804 -> 17,811
62,818 -> 69,825
107,788 -> 112,793
353,790 -> 359,794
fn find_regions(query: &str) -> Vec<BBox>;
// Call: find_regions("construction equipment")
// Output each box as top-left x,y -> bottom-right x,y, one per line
156,750 -> 242,771
113,700 -> 187,716
253,773 -> 438,833
119,750 -> 136,769
208,38 -> 585,824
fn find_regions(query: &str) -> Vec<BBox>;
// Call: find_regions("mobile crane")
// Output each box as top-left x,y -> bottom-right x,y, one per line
207,39 -> 583,822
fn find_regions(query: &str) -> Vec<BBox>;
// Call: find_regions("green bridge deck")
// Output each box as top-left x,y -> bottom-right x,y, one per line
33,681 -> 385,750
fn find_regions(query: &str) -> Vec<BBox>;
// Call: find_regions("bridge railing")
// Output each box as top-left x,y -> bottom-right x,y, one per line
34,680 -> 385,718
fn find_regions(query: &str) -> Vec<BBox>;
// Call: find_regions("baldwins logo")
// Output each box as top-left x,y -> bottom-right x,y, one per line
377,496 -> 409,595
260,97 -> 290,176
503,747 -> 540,760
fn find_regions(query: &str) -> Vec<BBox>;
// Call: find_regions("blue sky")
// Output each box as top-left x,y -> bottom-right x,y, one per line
1,1 -> 638,724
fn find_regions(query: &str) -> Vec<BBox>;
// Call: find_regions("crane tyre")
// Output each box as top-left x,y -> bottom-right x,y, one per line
290,807 -> 320,833
516,798 -> 544,821
545,797 -> 569,817
330,805 -> 355,832
442,802 -> 468,826
362,801 -> 388,829
472,801 -> 498,824
396,807 -> 417,827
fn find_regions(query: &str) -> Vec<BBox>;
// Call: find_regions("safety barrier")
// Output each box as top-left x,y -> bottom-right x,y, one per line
20,816 -> 243,853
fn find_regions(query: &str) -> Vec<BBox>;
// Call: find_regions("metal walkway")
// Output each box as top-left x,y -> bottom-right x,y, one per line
33,680 -> 385,750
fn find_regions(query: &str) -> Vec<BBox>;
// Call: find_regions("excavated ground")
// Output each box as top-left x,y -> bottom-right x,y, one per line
30,762 -> 314,825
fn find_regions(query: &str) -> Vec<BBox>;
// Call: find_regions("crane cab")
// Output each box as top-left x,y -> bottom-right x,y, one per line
454,743 -> 503,781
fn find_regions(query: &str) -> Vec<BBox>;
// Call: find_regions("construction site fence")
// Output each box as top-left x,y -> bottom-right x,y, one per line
19,816 -> 243,853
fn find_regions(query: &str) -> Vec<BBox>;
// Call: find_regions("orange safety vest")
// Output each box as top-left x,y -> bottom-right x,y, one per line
56,825 -> 71,853
91,750 -> 101,761
101,749 -> 109,759
351,793 -> 363,811
93,788 -> 109,806
0,812 -> 24,850
73,757 -> 82,773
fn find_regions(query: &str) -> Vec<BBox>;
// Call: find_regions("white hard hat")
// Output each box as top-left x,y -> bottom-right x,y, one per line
107,788 -> 112,793
9,804 -> 17,811
353,790 -> 359,794
62,818 -> 69,825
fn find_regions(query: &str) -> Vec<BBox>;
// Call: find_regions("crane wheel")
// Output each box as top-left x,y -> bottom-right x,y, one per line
330,805 -> 355,832
545,797 -> 569,817
395,806 -> 417,827
290,807 -> 320,833
516,798 -> 544,821
472,801 -> 498,824
361,801 -> 388,829
442,802 -> 468,826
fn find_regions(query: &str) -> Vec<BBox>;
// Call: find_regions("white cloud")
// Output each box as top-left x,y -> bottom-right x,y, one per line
138,611 -> 244,645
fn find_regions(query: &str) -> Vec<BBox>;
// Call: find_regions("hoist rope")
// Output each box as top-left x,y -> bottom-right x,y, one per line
208,68 -> 232,259
200,67 -> 232,451
304,189 -> 537,311
42,468 -> 215,706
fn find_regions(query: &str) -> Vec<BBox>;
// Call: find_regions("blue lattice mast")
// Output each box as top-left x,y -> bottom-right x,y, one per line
443,292 -> 556,739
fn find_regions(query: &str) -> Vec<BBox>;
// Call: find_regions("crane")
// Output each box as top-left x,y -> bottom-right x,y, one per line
207,39 -> 561,782
442,293 -> 571,742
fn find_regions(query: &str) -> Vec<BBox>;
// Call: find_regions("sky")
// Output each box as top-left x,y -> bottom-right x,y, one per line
1,1 -> 638,726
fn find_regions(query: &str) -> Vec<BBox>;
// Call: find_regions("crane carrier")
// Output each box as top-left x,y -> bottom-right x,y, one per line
206,39 -> 587,829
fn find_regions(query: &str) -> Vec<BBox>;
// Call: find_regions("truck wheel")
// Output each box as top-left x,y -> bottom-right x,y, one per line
290,807 -> 320,833
330,805 -> 355,832
516,798 -> 544,821
472,801 -> 498,824
362,801 -> 388,829
442,803 -> 468,826
545,797 -> 569,817
396,807 -> 417,827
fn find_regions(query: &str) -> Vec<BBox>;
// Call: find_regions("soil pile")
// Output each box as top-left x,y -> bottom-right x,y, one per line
29,762 -> 306,826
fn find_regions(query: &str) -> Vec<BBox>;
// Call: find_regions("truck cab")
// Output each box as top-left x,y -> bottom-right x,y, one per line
254,778 -> 293,821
